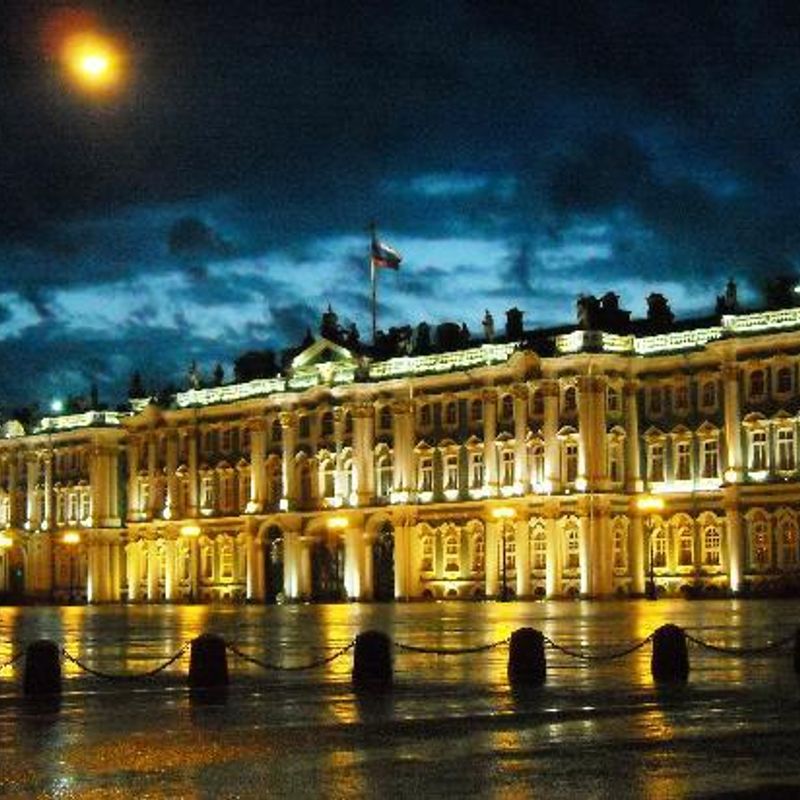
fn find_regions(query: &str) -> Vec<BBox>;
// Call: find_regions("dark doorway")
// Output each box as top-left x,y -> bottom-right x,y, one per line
311,540 -> 345,601
372,522 -> 395,602
264,526 -> 284,603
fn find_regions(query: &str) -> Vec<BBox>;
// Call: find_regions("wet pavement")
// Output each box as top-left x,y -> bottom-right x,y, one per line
1,599 -> 799,798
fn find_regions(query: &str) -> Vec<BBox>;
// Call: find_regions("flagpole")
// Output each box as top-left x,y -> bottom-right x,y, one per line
369,221 -> 377,344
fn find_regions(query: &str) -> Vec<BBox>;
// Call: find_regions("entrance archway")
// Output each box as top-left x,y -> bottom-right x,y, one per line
372,522 -> 395,602
264,526 -> 284,603
311,540 -> 345,601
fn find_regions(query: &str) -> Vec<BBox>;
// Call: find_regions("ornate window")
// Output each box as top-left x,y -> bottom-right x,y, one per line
608,440 -> 623,483
444,453 -> 459,491
751,430 -> 768,471
564,442 -> 578,483
201,475 -> 215,510
420,404 -> 432,427
271,419 -> 282,442
675,440 -> 692,480
418,456 -> 433,493
421,534 -> 434,572
469,452 -> 484,488
376,454 -> 392,499
472,530 -> 485,573
321,411 -> 335,436
532,389 -> 544,416
776,366 -> 793,394
220,538 -> 234,580
701,439 -> 719,479
444,402 -> 458,426
607,386 -> 620,413
777,428 -> 796,471
378,406 -> 392,432
530,445 -> 545,488
563,386 -> 577,413
613,522 -> 627,570
321,458 -> 335,499
501,394 -> 514,421
675,384 -> 689,412
501,449 -> 515,486
648,443 -> 665,482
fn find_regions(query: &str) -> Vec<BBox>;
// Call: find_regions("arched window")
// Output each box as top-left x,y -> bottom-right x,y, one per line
564,442 -> 578,483
271,419 -> 282,443
701,381 -> 717,408
607,386 -> 620,412
444,532 -> 459,572
443,453 -> 459,490
649,387 -> 663,414
750,518 -> 770,568
378,406 -> 392,431
532,389 -> 544,415
675,384 -> 689,411
652,526 -> 667,568
417,455 -> 433,493
780,520 -> 798,566
777,428 -> 796,471
445,402 -> 458,426
421,534 -> 434,572
320,458 -> 335,498
563,386 -> 577,412
420,404 -> 432,426
613,523 -> 627,569
751,430 -> 768,471
677,525 -> 694,566
376,454 -> 393,498
501,394 -> 514,421
703,525 -> 721,566
472,530 -> 485,572
321,411 -> 334,436
530,445 -> 545,487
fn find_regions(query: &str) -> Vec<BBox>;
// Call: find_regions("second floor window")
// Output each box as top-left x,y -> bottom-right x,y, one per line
701,381 -> 717,408
649,444 -> 665,482
749,369 -> 766,399
418,457 -> 433,493
564,442 -> 578,483
701,440 -> 719,479
777,428 -> 796,471
675,441 -> 691,480
444,454 -> 459,490
470,452 -> 484,488
751,430 -> 768,471
445,402 -> 458,426
501,450 -> 515,486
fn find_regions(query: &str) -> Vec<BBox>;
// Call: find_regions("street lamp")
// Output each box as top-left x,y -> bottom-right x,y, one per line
62,530 -> 81,603
180,524 -> 201,603
637,495 -> 664,600
492,507 -> 516,602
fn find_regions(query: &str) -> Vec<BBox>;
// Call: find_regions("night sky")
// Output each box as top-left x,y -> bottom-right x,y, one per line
2,1 -> 800,410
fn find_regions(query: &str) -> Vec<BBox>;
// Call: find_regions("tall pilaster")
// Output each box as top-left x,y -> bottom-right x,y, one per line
248,421 -> 267,512
165,433 -> 178,518
43,452 -> 53,529
482,390 -> 498,496
187,428 -> 199,516
280,411 -> 298,508
542,379 -> 561,492
352,403 -> 375,505
514,517 -> 530,597
484,519 -> 499,597
126,436 -> 140,520
344,524 -> 365,600
578,375 -> 607,489
391,401 -> 414,495
544,506 -> 561,597
513,386 -> 529,490
25,454 -> 40,530
724,485 -> 743,592
624,380 -> 642,492
147,435 -> 157,517
723,363 -> 742,482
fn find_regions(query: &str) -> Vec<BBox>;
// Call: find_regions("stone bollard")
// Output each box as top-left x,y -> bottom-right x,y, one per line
507,627 -> 546,687
651,624 -> 689,683
352,630 -> 392,691
794,628 -> 800,676
24,640 -> 62,697
188,633 -> 229,690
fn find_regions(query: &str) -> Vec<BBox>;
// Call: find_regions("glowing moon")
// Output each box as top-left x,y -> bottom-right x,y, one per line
63,33 -> 121,91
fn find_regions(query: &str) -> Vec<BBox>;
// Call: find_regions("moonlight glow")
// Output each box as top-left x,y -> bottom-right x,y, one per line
62,32 -> 121,91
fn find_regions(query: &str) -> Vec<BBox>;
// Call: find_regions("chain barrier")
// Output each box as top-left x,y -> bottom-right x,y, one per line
0,651 -> 24,673
226,640 -> 356,672
60,643 -> 190,681
683,632 -> 795,657
394,638 -> 510,656
544,634 -> 654,661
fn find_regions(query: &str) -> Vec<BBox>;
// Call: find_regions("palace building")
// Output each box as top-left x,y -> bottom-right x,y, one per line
2,284 -> 800,603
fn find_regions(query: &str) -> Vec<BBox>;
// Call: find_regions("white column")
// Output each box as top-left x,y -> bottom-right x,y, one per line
363,536 -> 374,600
126,437 -> 140,519
187,429 -> 199,516
127,541 -> 141,601
26,454 -> 40,529
299,537 -> 312,598
344,525 -> 364,600
391,401 -> 414,494
43,454 -> 53,529
146,540 -> 159,601
394,519 -> 410,599
164,539 -> 177,601
110,540 -> 121,601
147,436 -> 157,517
579,508 -> 591,596
485,520 -> 499,597
165,434 -> 178,518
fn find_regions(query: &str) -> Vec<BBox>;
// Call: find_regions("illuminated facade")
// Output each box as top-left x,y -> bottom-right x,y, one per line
3,299 -> 800,603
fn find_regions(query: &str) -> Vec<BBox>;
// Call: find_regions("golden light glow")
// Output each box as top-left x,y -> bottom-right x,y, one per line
62,32 -> 123,92
637,494 -> 665,513
62,530 -> 81,545
327,516 -> 348,530
180,523 -> 201,538
491,506 -> 516,519
0,532 -> 12,549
